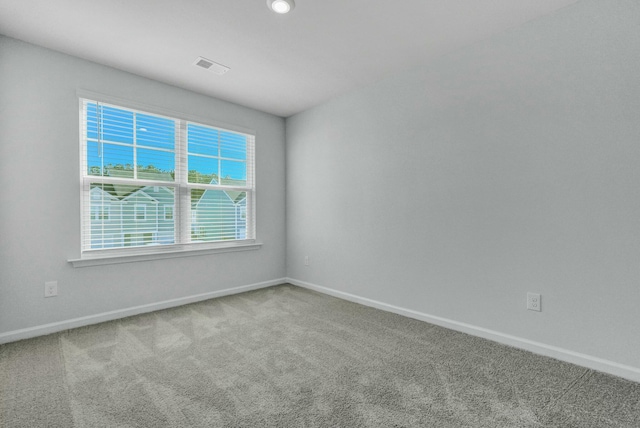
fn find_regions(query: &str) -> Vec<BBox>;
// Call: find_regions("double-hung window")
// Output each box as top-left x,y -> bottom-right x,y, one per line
79,97 -> 255,257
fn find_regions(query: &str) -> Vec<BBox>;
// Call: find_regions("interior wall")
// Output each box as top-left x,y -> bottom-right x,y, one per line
286,0 -> 640,370
0,36 -> 286,336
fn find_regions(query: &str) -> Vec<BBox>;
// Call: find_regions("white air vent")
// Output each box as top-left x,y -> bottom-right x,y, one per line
193,57 -> 230,75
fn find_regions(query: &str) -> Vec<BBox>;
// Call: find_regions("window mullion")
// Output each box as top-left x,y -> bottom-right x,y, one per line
133,113 -> 138,179
98,103 -> 104,171
247,135 -> 255,239
218,129 -> 221,184
176,120 -> 190,244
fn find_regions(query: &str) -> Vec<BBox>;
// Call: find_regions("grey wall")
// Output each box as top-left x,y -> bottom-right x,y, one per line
0,37 -> 286,335
286,0 -> 640,369
2,0 -> 640,375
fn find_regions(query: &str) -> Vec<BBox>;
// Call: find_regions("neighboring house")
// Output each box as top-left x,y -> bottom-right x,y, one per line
191,177 -> 247,242
89,185 -> 122,249
90,178 -> 246,249
121,186 -> 175,247
89,184 -> 175,249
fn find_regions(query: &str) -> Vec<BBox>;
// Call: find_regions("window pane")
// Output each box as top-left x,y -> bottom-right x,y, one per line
134,204 -> 146,221
87,141 -> 102,176
220,159 -> 246,185
188,124 -> 219,156
220,131 -> 247,160
104,144 -> 134,178
137,114 -> 175,150
86,102 -> 98,140
164,205 -> 173,220
87,142 -> 134,178
137,148 -> 175,181
188,155 -> 218,184
100,106 -> 134,144
88,183 -> 175,249
191,189 -> 247,242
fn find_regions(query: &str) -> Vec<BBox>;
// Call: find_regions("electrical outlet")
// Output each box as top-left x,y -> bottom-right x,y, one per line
527,292 -> 541,312
304,256 -> 309,266
45,281 -> 58,298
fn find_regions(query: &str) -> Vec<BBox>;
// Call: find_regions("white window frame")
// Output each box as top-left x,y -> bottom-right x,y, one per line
91,205 -> 110,221
164,205 -> 173,221
73,91 -> 258,266
134,204 -> 147,222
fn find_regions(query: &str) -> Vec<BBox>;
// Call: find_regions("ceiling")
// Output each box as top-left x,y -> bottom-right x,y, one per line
0,0 -> 579,117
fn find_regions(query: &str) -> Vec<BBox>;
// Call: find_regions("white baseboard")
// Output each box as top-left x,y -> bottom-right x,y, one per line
0,278 -> 287,345
286,277 -> 640,384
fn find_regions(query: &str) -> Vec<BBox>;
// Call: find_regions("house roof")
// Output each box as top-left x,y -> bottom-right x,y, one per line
192,177 -> 248,206
91,168 -> 175,200
122,190 -> 158,204
218,178 -> 248,204
93,176 -> 246,205
90,186 -> 119,201
92,183 -> 137,200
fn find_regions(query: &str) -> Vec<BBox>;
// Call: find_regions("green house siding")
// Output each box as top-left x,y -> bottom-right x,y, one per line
90,183 -> 245,249
192,189 -> 246,242
89,185 -> 175,249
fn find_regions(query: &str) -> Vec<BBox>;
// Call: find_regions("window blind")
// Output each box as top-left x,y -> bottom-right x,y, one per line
80,98 -> 255,254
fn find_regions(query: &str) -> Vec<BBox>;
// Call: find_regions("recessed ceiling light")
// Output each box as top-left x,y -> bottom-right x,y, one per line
267,0 -> 295,14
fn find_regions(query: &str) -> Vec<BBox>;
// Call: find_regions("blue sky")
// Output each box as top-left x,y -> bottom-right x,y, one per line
86,103 -> 247,181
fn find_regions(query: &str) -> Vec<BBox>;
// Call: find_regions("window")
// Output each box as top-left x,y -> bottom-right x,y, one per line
91,205 -> 110,221
134,205 -> 146,221
80,98 -> 255,255
164,205 -> 173,220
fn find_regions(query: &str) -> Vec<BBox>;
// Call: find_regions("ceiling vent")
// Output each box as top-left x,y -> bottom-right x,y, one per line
193,57 -> 230,75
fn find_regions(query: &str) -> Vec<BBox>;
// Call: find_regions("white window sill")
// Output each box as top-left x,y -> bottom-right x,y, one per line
68,241 -> 262,268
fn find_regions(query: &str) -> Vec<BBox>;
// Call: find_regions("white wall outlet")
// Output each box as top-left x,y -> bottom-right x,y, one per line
45,281 -> 58,297
304,256 -> 310,266
527,292 -> 541,311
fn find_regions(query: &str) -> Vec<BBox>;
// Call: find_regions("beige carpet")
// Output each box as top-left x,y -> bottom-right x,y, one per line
1,284 -> 639,427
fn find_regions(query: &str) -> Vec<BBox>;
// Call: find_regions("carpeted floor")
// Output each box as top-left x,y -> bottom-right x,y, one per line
1,284 -> 639,427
